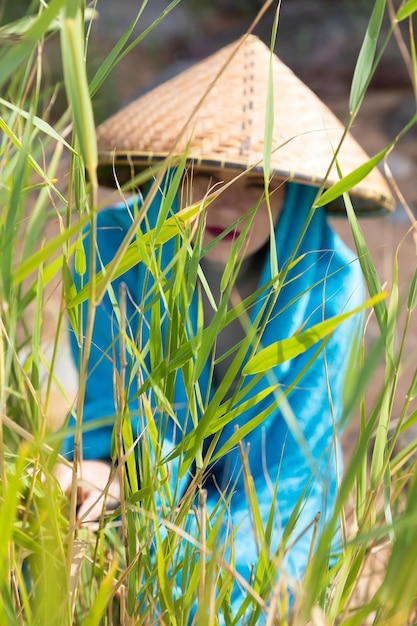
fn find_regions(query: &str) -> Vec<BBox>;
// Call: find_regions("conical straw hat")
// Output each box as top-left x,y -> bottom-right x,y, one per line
96,35 -> 394,215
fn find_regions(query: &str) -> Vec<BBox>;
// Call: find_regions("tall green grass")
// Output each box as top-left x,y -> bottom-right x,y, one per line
1,0 -> 417,624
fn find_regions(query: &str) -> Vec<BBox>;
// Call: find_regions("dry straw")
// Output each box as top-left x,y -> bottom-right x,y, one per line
96,35 -> 394,215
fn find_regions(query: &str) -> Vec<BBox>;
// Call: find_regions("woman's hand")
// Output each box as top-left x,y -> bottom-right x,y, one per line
55,460 -> 121,523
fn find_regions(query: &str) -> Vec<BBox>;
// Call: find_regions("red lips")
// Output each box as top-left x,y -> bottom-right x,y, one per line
206,226 -> 238,241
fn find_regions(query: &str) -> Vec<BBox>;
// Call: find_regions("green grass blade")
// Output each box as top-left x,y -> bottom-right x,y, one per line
0,117 -> 67,201
60,5 -> 97,182
88,6 -> 146,97
0,42 -> 34,91
67,201 -> 200,308
242,292 -> 386,375
1,110 -> 33,296
0,446 -> 28,584
24,0 -> 65,40
396,0 -> 417,21
264,8 -> 280,280
12,216 -> 88,286
22,143 -> 64,262
82,559 -> 119,626
313,148 -> 390,209
407,265 -> 417,312
0,97 -> 74,152
349,0 -> 386,112
344,191 -> 388,332
89,0 -> 183,97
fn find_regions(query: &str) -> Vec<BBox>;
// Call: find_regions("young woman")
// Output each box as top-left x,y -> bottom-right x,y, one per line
58,35 -> 393,617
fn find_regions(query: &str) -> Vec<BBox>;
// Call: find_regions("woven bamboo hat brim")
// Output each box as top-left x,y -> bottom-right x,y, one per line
96,35 -> 394,215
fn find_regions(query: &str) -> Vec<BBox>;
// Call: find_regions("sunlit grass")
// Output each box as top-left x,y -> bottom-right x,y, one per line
1,1 -> 417,624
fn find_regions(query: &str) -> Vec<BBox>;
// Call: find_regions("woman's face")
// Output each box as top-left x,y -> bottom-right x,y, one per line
189,169 -> 285,267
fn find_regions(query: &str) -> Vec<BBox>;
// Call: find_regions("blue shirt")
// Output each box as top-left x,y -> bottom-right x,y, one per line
63,180 -> 364,619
